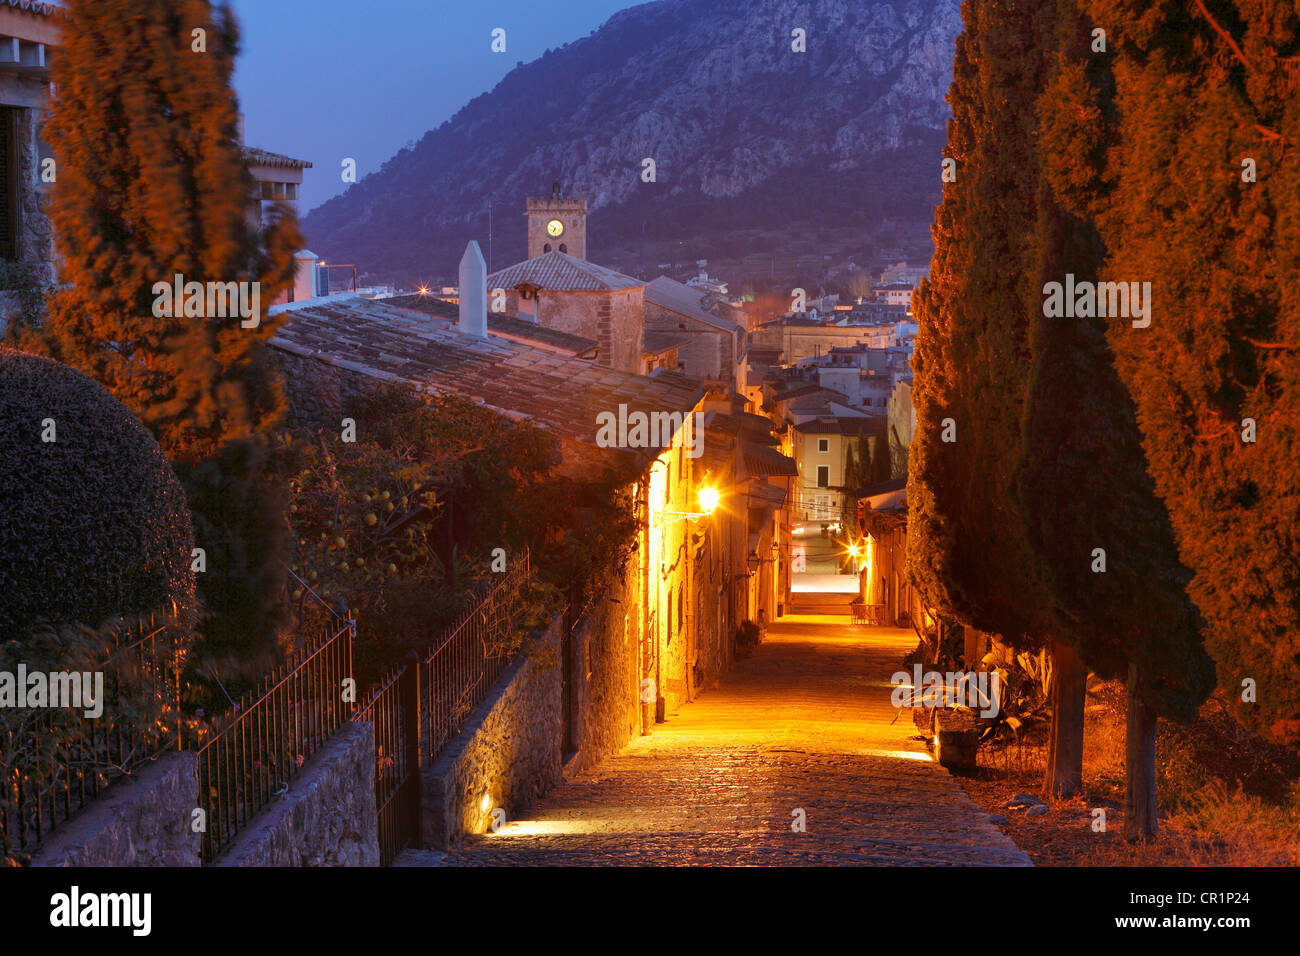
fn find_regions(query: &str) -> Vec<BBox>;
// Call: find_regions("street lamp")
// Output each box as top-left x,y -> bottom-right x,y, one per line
655,486 -> 720,525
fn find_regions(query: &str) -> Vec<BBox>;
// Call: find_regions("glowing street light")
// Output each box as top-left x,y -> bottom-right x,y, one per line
655,486 -> 721,525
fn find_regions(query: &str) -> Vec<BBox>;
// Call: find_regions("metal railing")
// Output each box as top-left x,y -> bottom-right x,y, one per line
6,553 -> 536,866
353,661 -> 419,866
1,613 -> 186,865
196,617 -> 354,863
420,552 -> 531,761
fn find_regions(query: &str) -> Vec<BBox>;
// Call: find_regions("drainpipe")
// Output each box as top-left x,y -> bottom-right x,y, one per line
638,469 -> 654,736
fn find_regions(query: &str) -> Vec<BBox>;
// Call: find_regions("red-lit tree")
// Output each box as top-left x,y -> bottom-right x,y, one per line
1040,0 -> 1300,761
38,0 -> 303,665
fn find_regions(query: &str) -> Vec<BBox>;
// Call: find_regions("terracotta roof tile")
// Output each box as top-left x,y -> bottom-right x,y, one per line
270,299 -> 703,461
487,251 -> 644,292
242,147 -> 312,169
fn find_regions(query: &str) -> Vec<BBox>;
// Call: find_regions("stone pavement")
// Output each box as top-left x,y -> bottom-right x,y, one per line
395,615 -> 1032,866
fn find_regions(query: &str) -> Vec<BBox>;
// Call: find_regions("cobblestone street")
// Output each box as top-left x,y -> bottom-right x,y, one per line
397,616 -> 1031,866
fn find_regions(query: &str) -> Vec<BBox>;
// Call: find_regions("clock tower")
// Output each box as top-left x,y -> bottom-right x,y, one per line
526,189 -> 587,260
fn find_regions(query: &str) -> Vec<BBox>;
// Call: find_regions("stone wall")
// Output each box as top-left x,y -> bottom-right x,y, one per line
530,287 -> 645,374
566,560 -> 643,774
14,106 -> 55,283
30,753 -> 199,868
213,722 -> 379,867
645,301 -> 730,381
273,347 -> 368,432
421,624 -> 563,848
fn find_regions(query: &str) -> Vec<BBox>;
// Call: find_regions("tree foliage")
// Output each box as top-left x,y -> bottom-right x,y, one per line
1040,0 -> 1300,747
272,384 -> 633,683
906,0 -> 1055,648
31,0 -> 305,664
39,0 -> 300,462
1018,2 -> 1215,726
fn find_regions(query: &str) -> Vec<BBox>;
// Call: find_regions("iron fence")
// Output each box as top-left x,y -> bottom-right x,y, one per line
6,553 -> 535,866
353,660 -> 419,866
420,553 -> 532,761
196,617 -> 354,863
1,613 -> 186,865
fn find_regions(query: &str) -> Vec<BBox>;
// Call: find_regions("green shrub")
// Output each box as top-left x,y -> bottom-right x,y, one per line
0,348 -> 197,635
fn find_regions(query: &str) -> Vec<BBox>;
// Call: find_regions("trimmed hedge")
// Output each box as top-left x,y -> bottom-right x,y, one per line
0,347 -> 196,635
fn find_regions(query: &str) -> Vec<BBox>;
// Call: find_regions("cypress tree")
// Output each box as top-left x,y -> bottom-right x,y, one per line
40,0 -> 303,663
1041,0 -> 1300,750
907,0 -> 1088,797
1021,7 -> 1216,840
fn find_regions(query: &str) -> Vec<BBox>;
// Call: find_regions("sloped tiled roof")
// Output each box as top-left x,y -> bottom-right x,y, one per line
646,276 -> 742,334
270,298 -> 702,459
385,293 -> 598,355
2,0 -> 59,15
243,147 -> 313,169
793,416 -> 881,436
642,330 -> 688,354
487,251 -> 644,292
742,441 -> 798,478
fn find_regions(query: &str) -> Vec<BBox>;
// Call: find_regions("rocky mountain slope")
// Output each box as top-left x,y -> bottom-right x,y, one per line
302,0 -> 962,286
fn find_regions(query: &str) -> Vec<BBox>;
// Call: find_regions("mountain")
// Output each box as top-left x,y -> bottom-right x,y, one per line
301,0 -> 962,289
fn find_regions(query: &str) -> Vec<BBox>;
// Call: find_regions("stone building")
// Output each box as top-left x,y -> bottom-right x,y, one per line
525,192 -> 586,258
0,0 -> 58,286
267,241 -> 792,753
644,275 -> 743,384
486,251 -> 646,374
887,378 -> 915,480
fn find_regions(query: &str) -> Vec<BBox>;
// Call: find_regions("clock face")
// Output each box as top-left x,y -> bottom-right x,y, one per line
546,218 -> 565,238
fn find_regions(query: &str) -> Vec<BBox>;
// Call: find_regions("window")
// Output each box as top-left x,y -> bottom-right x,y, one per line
817,465 -> 829,487
817,438 -> 829,453
864,398 -> 873,406
0,108 -> 18,261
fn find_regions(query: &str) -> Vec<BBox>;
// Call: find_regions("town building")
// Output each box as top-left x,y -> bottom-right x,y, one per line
267,239 -> 795,746
887,379 -> 915,479
854,475 -> 924,628
0,0 -> 58,284
486,250 -> 647,374
644,275 -> 743,384
785,415 -> 879,526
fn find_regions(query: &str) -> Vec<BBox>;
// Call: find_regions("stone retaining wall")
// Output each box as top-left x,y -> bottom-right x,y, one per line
30,752 -> 199,867
566,564 -> 642,776
421,624 -> 563,848
213,722 -> 379,867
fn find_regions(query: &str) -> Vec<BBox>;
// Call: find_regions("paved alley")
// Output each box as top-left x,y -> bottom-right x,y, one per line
396,616 -> 1031,866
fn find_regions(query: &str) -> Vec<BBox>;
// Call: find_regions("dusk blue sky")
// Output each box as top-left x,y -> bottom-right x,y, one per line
229,0 -> 641,212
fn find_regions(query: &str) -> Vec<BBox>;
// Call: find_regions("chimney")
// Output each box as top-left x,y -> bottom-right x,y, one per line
458,240 -> 488,338
292,249 -> 318,303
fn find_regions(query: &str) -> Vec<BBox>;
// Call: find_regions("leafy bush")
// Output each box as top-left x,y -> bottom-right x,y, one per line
272,384 -> 575,684
0,348 -> 197,636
